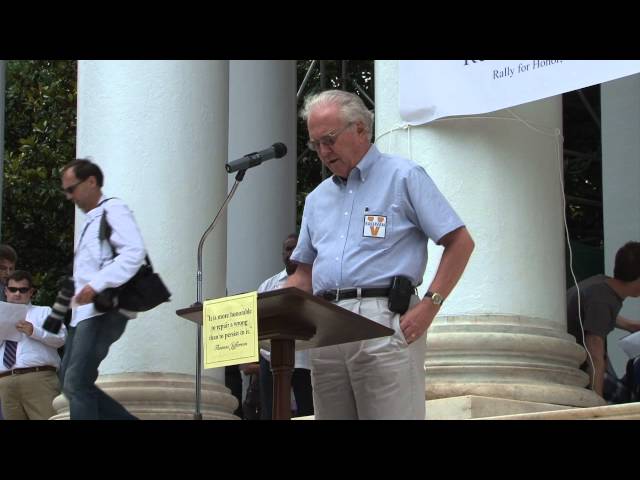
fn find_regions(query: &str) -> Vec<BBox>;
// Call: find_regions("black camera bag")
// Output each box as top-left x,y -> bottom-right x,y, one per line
96,201 -> 171,312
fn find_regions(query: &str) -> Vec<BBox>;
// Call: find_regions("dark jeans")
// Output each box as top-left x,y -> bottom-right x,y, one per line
59,311 -> 137,420
259,355 -> 314,419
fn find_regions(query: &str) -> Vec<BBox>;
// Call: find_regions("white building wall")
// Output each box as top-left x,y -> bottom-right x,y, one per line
602,73 -> 640,376
226,60 -> 297,295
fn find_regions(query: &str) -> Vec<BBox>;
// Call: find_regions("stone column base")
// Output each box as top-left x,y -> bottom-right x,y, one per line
51,372 -> 239,420
426,315 -> 605,408
481,401 -> 640,420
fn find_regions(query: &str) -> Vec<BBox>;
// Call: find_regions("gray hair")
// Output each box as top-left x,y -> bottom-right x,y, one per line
301,90 -> 374,141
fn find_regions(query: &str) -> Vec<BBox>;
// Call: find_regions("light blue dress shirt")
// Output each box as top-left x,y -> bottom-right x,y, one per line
292,144 -> 464,295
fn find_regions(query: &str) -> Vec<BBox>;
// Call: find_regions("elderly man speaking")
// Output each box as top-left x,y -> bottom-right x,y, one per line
286,90 -> 474,420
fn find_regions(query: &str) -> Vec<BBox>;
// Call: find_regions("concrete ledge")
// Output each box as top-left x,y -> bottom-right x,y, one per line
426,395 -> 575,419
479,401 -> 640,420
425,315 -> 604,408
291,395 -> 584,420
275,397 -> 640,420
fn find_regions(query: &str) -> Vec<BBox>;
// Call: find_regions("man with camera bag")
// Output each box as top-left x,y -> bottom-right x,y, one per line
58,159 -> 146,420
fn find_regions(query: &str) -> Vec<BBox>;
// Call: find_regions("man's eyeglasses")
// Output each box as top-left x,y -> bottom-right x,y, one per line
62,178 -> 87,195
6,287 -> 31,294
307,122 -> 354,152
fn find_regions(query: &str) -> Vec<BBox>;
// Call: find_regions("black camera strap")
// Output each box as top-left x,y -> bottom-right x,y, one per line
99,199 -> 151,269
74,197 -> 115,258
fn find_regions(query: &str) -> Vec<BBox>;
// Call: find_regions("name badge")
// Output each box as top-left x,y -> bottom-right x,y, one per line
363,215 -> 387,238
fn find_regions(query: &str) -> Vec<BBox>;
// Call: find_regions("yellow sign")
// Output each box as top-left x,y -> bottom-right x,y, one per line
202,291 -> 259,369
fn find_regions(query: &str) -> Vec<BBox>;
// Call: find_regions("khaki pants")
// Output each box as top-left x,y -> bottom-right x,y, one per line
310,296 -> 427,420
0,370 -> 60,420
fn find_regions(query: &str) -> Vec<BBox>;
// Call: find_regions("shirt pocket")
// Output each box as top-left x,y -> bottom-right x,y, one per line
358,207 -> 395,250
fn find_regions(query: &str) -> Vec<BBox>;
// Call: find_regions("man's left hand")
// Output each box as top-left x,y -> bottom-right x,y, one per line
399,301 -> 437,344
74,284 -> 97,305
16,320 -> 34,336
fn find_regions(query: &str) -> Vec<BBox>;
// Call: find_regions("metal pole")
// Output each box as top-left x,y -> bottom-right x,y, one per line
319,60 -> 326,90
341,60 -> 348,90
296,60 -> 317,102
577,89 -> 601,130
194,169 -> 246,420
351,79 -> 375,108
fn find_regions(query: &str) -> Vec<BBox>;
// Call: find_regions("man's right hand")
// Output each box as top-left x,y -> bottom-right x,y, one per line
16,319 -> 34,336
74,284 -> 97,305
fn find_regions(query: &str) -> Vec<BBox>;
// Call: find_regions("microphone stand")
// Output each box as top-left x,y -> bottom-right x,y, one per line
193,168 -> 247,420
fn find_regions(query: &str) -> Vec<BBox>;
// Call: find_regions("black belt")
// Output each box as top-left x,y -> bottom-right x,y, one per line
319,288 -> 391,302
0,365 -> 57,379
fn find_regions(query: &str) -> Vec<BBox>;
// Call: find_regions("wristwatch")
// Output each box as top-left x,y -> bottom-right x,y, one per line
425,291 -> 444,306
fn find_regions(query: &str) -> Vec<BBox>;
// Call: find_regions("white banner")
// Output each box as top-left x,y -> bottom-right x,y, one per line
399,60 -> 640,125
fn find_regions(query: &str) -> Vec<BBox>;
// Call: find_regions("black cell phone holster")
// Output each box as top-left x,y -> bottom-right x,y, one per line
388,275 -> 414,314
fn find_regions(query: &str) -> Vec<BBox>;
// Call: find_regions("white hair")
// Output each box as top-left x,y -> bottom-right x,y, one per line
301,90 -> 374,140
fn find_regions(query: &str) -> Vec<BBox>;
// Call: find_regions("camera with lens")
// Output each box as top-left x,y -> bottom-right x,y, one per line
93,288 -> 119,312
43,276 -> 75,333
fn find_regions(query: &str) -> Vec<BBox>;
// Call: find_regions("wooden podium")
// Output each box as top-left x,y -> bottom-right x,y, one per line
176,287 -> 394,420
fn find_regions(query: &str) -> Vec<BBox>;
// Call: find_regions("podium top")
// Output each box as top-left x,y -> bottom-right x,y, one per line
176,287 -> 394,350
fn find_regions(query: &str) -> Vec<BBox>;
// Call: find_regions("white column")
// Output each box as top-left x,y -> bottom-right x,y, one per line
602,73 -> 640,377
56,60 -> 237,419
226,60 -> 297,295
375,60 -> 602,409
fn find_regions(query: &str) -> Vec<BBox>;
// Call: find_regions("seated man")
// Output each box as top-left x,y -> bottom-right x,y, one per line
0,271 -> 67,419
566,241 -> 640,400
257,234 -> 314,419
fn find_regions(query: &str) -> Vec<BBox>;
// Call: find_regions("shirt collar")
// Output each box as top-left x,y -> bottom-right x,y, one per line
331,144 -> 379,186
86,194 -> 108,219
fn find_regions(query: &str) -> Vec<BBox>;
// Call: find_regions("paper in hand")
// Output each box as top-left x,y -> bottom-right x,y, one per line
0,301 -> 29,342
618,331 -> 640,359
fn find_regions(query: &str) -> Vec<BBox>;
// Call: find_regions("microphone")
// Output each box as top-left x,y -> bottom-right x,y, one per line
225,142 -> 287,173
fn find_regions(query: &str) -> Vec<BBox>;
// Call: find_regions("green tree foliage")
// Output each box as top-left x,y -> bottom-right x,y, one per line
562,86 -> 603,247
295,60 -> 374,227
562,86 -> 604,282
2,60 -> 77,305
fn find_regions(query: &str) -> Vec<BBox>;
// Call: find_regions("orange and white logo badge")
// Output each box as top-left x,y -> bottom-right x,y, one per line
363,215 -> 387,238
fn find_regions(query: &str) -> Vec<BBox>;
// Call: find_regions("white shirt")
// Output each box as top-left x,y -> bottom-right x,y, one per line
257,269 -> 311,370
71,195 -> 146,327
0,304 -> 66,372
